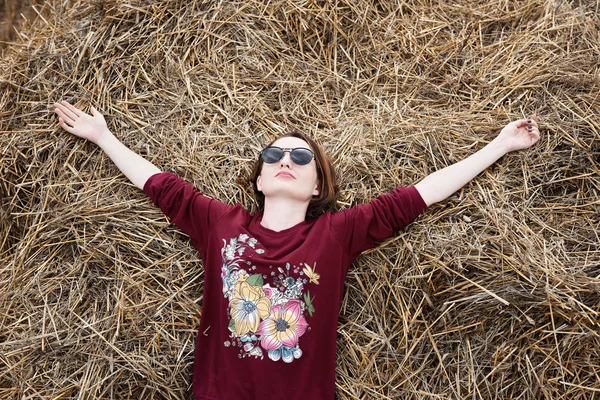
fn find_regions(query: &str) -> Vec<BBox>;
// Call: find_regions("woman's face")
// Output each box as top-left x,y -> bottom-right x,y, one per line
256,136 -> 319,205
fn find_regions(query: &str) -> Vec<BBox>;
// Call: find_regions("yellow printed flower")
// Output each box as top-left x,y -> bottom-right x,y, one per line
238,270 -> 249,282
229,281 -> 271,337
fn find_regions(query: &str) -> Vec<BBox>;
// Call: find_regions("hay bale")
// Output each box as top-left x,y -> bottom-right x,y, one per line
1,0 -> 599,398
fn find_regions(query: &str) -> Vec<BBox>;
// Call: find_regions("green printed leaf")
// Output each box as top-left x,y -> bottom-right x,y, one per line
246,274 -> 264,287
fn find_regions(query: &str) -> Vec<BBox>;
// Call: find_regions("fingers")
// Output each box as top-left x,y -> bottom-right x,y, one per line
516,118 -> 538,128
515,117 -> 539,139
54,101 -> 102,120
55,107 -> 76,125
525,118 -> 539,133
58,117 -> 74,133
512,116 -> 540,143
525,117 -> 541,143
54,102 -> 79,122
529,128 -> 541,145
526,118 -> 538,128
60,101 -> 83,118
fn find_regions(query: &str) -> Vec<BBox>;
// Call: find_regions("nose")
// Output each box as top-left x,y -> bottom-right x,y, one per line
279,151 -> 292,168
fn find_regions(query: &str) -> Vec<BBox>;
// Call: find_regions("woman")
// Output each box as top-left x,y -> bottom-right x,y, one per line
54,101 -> 540,399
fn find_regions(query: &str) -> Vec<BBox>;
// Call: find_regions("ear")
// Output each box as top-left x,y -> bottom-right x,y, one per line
256,175 -> 262,192
312,180 -> 319,196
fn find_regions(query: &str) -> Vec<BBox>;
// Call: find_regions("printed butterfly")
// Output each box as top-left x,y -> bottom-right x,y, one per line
302,263 -> 320,285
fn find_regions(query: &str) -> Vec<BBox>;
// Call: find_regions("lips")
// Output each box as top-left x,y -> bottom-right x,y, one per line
276,171 -> 295,179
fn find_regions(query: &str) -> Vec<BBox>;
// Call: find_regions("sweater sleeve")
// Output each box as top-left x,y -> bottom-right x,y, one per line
143,171 -> 233,254
330,185 -> 427,261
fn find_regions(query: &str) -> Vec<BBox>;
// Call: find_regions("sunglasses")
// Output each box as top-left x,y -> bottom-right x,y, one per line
260,146 -> 315,166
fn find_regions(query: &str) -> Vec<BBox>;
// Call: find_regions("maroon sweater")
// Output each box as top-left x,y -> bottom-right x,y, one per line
143,171 -> 427,400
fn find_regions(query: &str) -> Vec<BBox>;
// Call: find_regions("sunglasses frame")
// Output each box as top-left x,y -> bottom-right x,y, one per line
260,146 -> 316,166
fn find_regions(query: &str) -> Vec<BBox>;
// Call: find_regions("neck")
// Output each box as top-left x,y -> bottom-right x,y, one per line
260,197 -> 309,232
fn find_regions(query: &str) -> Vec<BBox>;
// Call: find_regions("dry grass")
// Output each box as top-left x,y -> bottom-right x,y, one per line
1,0 -> 599,398
0,0 -> 38,55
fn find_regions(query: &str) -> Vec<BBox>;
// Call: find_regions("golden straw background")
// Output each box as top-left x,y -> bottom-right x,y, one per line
1,0 -> 599,398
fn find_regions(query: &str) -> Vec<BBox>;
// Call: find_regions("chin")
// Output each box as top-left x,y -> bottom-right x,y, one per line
262,188 -> 313,202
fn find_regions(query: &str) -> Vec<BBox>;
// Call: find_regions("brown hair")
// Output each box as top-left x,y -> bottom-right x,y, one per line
243,130 -> 339,218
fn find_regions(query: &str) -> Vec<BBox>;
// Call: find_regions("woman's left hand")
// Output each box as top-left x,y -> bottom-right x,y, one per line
497,114 -> 541,153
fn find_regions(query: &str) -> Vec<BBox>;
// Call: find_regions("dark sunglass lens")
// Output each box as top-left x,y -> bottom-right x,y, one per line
291,149 -> 314,165
261,147 -> 283,163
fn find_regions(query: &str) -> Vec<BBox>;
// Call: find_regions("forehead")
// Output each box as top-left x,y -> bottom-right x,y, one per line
271,136 -> 311,149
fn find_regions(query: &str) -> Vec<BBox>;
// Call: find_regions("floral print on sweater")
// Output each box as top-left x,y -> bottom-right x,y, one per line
220,234 -> 318,363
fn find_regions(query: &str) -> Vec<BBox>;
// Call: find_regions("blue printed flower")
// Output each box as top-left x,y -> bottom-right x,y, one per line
267,345 -> 302,363
284,277 -> 295,288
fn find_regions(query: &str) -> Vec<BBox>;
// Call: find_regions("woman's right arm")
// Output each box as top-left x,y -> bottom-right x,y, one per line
54,101 -> 161,190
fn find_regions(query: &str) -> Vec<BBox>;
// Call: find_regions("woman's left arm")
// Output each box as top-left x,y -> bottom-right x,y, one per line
415,116 -> 541,207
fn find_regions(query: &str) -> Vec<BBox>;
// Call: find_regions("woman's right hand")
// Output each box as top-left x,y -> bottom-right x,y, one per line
54,101 -> 111,144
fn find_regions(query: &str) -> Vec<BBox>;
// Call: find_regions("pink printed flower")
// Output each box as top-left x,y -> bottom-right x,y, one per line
262,286 -> 273,298
256,299 -> 308,350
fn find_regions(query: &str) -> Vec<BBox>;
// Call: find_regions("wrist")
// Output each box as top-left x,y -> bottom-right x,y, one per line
490,136 -> 512,156
95,129 -> 115,147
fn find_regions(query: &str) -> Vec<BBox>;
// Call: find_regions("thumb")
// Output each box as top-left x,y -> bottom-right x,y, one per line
90,106 -> 99,117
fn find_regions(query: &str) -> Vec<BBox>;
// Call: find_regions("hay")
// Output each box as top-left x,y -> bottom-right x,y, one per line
0,0 -> 38,55
1,0 -> 599,398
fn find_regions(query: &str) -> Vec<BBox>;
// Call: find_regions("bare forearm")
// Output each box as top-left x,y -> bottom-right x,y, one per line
96,130 -> 161,190
54,101 -> 162,189
415,137 -> 509,206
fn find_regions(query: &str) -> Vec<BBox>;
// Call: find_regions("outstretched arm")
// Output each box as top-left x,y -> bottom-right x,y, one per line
415,116 -> 540,207
54,101 -> 161,190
